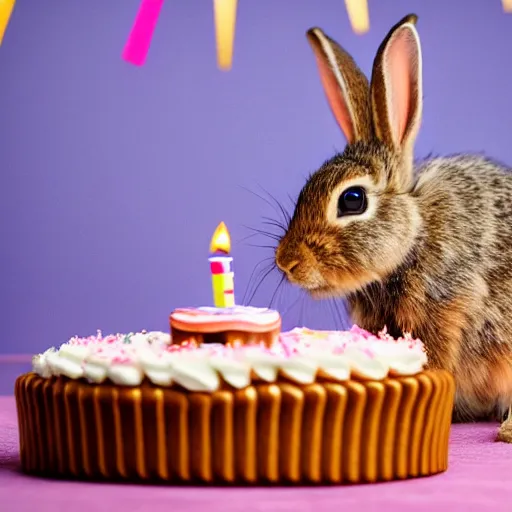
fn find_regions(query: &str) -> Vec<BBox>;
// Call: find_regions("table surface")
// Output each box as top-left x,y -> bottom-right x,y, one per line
1,396 -> 512,512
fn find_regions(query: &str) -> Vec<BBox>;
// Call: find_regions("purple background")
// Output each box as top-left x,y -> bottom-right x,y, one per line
1,0 -> 511,358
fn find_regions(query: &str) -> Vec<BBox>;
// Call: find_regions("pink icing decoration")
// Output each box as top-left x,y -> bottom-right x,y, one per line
174,306 -> 277,317
122,0 -> 165,66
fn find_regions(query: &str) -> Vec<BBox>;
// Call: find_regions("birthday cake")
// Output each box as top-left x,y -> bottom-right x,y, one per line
15,322 -> 455,485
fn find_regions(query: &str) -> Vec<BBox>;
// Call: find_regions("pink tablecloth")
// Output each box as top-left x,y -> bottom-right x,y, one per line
1,396 -> 512,511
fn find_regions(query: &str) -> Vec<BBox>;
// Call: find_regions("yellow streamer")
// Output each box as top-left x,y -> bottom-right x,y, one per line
0,0 -> 15,45
344,0 -> 369,34
214,0 -> 237,70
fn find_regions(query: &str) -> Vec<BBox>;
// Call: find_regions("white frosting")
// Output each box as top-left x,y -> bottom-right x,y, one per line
171,356 -> 221,392
83,357 -> 110,384
31,326 -> 428,391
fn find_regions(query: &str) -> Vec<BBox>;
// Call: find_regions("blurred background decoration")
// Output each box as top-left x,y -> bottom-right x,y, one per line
1,1 -> 512,60
121,0 -> 512,68
0,0 -> 16,45
0,0 -> 511,379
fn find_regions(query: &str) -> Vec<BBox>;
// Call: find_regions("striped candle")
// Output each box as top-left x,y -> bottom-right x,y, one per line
209,222 -> 235,308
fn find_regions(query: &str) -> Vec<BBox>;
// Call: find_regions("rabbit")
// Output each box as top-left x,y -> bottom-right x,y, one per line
274,13 -> 512,442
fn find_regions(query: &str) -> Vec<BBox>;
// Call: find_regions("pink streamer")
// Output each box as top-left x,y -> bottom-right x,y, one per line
122,0 -> 165,66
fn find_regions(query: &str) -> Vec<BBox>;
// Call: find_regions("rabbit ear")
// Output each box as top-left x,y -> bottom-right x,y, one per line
370,14 -> 422,157
307,28 -> 372,144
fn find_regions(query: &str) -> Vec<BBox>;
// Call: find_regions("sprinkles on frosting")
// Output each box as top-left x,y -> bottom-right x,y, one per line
32,326 -> 427,390
32,326 -> 427,392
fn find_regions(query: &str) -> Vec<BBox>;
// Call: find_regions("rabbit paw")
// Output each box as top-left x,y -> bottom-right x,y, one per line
497,407 -> 512,443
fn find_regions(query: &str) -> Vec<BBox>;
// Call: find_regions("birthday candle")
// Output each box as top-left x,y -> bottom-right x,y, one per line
209,222 -> 235,308
213,0 -> 238,70
122,0 -> 164,66
0,0 -> 15,46
344,0 -> 370,35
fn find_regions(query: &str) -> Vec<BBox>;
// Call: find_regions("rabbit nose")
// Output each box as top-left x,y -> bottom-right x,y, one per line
280,260 -> 300,276
275,240 -> 306,278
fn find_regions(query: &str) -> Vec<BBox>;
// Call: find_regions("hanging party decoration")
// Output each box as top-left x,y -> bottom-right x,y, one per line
0,0 -> 16,46
119,1 -> 512,68
344,0 -> 369,34
213,0 -> 238,71
122,0 -> 164,66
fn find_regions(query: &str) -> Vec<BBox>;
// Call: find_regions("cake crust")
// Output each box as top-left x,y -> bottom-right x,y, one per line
15,370 -> 455,484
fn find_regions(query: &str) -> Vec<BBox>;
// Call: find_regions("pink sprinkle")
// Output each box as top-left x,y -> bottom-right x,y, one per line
111,356 -> 132,364
362,347 -> 375,358
122,0 -> 165,66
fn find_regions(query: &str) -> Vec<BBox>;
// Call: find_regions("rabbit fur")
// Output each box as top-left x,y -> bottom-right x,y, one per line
275,14 -> 512,441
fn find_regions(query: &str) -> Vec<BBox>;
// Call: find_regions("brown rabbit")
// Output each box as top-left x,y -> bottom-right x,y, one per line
275,14 -> 512,442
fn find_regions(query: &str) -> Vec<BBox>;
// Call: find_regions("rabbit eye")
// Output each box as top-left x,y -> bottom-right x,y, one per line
337,186 -> 367,217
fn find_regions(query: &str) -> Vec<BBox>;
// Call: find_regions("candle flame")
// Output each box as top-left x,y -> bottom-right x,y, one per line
210,222 -> 231,254
344,0 -> 370,35
504,0 -> 512,12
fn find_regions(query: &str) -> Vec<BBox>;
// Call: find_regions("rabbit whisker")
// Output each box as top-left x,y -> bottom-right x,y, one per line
242,225 -> 281,242
242,257 -> 274,305
244,263 -> 277,306
287,193 -> 297,210
238,185 -> 279,215
298,292 -> 307,327
245,243 -> 278,250
237,233 -> 263,244
261,218 -> 288,233
256,184 -> 292,226
280,290 -> 304,318
269,274 -> 286,309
